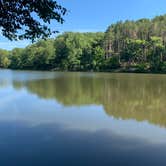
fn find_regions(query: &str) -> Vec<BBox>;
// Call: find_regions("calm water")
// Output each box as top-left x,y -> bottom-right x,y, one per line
1,69 -> 166,165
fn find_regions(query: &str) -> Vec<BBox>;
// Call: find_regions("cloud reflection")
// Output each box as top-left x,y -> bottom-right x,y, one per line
0,121 -> 166,166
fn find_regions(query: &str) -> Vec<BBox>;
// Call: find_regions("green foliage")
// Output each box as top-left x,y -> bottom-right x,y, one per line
103,56 -> 120,70
0,49 -> 10,68
54,32 -> 105,71
9,48 -> 23,69
104,15 -> 166,73
161,62 -> 166,72
0,0 -> 67,41
92,46 -> 105,71
9,40 -> 55,70
7,32 -> 105,71
121,39 -> 147,63
3,14 -> 166,73
147,37 -> 165,72
135,63 -> 148,72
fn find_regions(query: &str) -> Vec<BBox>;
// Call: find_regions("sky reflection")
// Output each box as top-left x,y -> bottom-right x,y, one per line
0,121 -> 166,166
1,70 -> 166,165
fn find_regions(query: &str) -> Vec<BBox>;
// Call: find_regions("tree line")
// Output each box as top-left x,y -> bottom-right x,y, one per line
2,14 -> 166,72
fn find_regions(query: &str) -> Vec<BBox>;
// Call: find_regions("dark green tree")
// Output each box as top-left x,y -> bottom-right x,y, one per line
0,0 -> 67,41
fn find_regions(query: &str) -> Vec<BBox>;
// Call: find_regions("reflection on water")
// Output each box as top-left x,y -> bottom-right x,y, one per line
1,121 -> 166,166
12,72 -> 166,127
1,70 -> 166,165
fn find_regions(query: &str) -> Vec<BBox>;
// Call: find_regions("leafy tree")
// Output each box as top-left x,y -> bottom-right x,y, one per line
54,32 -> 104,71
121,39 -> 147,63
148,37 -> 165,71
92,46 -> 105,71
0,0 -> 67,41
9,48 -> 24,69
103,56 -> 120,70
3,14 -> 166,73
0,49 -> 10,68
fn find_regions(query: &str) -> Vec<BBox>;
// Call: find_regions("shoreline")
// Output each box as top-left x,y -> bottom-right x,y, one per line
1,68 -> 166,75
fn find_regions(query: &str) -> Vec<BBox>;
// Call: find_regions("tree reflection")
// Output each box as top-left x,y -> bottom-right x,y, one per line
12,73 -> 166,127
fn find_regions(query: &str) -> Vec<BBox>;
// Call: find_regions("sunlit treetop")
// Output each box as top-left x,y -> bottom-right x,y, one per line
0,0 -> 67,41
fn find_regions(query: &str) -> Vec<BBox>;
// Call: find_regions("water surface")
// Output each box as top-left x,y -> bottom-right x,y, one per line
1,70 -> 166,165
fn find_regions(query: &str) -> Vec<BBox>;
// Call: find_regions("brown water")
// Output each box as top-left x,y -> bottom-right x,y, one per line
1,69 -> 166,166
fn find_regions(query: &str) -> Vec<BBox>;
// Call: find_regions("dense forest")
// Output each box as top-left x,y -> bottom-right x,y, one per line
2,14 -> 166,72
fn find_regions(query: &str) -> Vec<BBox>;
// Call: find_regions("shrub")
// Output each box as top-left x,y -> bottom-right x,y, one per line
103,56 -> 120,70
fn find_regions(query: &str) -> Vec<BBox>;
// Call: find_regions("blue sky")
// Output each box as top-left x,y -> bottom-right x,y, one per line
1,0 -> 166,50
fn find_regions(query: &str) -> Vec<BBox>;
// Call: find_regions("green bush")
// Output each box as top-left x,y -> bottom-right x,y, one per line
103,56 -> 120,70
136,63 -> 148,72
161,62 -> 166,72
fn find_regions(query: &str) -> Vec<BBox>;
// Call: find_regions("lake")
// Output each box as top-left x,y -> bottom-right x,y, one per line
1,69 -> 166,165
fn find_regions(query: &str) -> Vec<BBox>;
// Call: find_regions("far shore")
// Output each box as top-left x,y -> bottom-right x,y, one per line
1,67 -> 166,75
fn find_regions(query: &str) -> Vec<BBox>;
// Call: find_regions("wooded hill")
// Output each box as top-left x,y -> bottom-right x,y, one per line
1,14 -> 166,72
